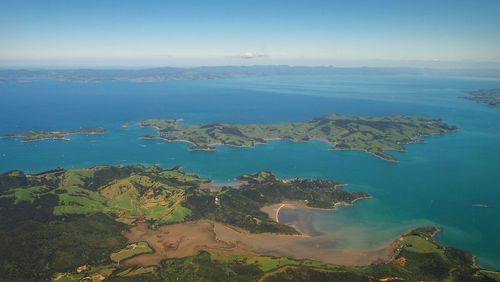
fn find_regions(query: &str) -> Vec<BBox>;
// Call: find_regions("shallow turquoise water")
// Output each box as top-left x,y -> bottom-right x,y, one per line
0,75 -> 499,268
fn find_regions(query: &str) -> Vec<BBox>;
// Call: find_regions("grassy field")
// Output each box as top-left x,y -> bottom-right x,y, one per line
53,264 -> 116,282
114,266 -> 157,278
110,242 -> 153,263
400,234 -> 444,254
212,254 -> 339,272
3,165 -> 206,226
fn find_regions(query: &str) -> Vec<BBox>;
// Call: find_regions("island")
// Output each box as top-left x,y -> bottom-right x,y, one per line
461,89 -> 500,107
141,114 -> 457,162
0,165 -> 498,281
0,128 -> 107,142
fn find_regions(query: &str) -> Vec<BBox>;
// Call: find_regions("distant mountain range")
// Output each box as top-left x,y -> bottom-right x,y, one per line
1,65 -> 499,83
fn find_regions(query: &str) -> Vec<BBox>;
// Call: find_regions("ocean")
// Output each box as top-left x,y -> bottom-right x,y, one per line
0,74 -> 499,268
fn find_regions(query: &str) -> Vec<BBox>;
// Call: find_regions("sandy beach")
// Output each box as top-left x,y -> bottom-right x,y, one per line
260,197 -> 370,224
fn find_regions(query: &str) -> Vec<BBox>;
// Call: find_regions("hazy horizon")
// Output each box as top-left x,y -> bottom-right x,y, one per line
1,0 -> 500,68
2,63 -> 500,71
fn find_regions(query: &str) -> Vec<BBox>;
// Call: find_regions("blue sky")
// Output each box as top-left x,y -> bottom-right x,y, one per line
1,0 -> 500,68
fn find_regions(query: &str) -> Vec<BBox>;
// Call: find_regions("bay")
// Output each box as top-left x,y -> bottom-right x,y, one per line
0,74 -> 499,268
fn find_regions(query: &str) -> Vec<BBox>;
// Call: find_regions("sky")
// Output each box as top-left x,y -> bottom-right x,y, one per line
1,0 -> 500,68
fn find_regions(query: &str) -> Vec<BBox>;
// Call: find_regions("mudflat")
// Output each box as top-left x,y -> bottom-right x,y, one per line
121,220 -> 255,266
122,220 -> 387,266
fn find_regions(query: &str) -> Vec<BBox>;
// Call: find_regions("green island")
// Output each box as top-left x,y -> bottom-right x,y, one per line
0,128 -> 107,142
461,89 -> 500,107
141,114 -> 457,162
0,165 -> 498,281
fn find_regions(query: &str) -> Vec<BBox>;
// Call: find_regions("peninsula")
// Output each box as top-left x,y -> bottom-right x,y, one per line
461,89 -> 500,107
0,165 -> 498,281
141,114 -> 457,162
0,128 -> 107,142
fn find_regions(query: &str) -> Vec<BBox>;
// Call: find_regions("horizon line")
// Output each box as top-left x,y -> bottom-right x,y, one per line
2,64 -> 500,71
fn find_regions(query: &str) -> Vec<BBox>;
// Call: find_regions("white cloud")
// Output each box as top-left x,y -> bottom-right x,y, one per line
239,51 -> 266,59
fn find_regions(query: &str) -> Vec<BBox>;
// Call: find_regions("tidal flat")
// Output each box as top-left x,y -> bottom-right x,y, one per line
122,220 -> 388,267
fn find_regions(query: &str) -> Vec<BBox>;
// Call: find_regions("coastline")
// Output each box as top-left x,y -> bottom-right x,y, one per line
1,129 -> 106,143
260,195 -> 371,236
142,132 -> 452,162
21,137 -> 71,143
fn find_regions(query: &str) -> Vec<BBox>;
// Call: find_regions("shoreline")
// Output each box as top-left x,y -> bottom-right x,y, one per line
261,195 -> 371,236
260,196 -> 372,237
141,133 -> 447,162
1,130 -> 106,143
21,137 -> 71,143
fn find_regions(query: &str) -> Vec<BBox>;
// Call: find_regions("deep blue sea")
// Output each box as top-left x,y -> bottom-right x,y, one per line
0,75 -> 499,268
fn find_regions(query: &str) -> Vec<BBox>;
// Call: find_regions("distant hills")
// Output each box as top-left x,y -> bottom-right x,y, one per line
1,65 -> 499,83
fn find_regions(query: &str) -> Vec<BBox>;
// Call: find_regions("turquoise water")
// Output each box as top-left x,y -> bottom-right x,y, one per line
0,75 -> 499,268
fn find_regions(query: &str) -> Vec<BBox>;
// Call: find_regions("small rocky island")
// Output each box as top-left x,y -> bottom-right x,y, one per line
461,89 -> 500,107
0,128 -> 107,142
141,114 -> 457,162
